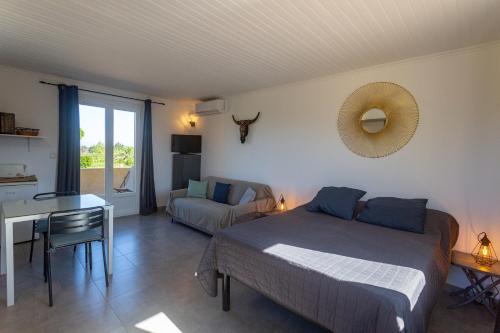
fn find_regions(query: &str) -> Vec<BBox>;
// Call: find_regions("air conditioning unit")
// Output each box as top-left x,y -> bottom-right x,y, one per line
194,99 -> 226,116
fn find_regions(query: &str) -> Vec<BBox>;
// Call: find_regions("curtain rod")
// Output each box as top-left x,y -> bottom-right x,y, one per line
39,80 -> 166,105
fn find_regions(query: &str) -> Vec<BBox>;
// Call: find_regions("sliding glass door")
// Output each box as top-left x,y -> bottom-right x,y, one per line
80,105 -> 106,196
113,109 -> 137,194
79,94 -> 142,216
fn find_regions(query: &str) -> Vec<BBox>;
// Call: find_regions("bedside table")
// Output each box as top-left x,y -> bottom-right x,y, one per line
448,250 -> 500,315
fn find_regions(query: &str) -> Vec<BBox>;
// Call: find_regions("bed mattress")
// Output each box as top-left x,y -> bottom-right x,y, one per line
197,205 -> 458,332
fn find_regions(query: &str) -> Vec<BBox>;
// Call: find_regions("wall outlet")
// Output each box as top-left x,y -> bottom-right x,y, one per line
49,153 -> 56,159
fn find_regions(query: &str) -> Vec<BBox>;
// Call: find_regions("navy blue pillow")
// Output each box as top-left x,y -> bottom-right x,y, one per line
357,197 -> 428,233
213,182 -> 231,204
305,186 -> 366,220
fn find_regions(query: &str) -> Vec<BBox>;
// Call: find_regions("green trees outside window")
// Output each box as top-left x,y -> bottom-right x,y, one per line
80,142 -> 134,168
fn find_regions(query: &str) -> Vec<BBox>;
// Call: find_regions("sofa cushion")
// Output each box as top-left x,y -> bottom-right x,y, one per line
172,197 -> 232,234
187,179 -> 208,198
213,182 -> 231,204
227,182 -> 252,205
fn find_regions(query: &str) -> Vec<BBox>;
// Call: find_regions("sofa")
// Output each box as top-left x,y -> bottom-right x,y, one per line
166,176 -> 276,234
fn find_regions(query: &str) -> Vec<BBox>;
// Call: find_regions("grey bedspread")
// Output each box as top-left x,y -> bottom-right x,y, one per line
197,206 -> 459,333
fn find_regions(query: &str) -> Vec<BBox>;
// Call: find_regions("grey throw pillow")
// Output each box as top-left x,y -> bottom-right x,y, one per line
239,187 -> 256,205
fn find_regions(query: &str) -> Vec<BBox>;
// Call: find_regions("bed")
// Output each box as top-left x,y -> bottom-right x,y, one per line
196,205 -> 459,333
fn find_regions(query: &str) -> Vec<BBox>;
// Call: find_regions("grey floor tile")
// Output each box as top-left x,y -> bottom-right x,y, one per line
0,211 -> 495,333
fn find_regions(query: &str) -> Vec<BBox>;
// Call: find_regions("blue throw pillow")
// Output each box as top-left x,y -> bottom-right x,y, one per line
305,186 -> 366,220
357,197 -> 428,233
213,182 -> 231,204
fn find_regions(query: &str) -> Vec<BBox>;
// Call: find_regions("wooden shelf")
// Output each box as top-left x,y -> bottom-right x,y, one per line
0,181 -> 38,186
0,133 -> 46,139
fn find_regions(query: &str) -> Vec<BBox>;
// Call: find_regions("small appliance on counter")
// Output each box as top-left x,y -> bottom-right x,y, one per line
0,163 -> 39,243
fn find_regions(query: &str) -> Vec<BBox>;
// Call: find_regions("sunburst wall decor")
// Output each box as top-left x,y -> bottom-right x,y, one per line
337,82 -> 419,158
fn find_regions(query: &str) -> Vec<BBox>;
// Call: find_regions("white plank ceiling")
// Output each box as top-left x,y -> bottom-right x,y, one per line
0,0 -> 499,98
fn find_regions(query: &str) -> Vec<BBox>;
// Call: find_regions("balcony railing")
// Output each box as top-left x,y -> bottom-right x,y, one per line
80,167 -> 133,195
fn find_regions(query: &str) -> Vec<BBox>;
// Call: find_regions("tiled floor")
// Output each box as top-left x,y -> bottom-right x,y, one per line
0,212 -> 495,333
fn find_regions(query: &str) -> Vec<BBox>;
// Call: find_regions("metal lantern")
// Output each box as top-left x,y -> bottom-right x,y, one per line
277,194 -> 287,212
471,232 -> 498,266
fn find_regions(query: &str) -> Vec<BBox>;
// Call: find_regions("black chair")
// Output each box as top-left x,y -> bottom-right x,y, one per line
30,191 -> 78,263
45,206 -> 109,306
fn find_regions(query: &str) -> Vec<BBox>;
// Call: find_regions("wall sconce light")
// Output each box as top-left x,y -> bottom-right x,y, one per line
277,194 -> 287,212
471,232 -> 498,266
188,116 -> 196,127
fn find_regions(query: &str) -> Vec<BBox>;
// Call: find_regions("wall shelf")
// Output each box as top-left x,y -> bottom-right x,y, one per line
0,134 -> 46,139
0,133 -> 46,151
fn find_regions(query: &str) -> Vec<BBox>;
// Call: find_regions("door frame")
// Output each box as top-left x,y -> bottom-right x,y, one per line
79,91 -> 143,217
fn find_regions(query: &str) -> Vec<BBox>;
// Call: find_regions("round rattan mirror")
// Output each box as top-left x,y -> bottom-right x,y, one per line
338,82 -> 419,158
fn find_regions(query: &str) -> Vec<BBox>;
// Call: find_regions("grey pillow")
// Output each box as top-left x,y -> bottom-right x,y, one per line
357,197 -> 428,233
305,186 -> 366,220
239,187 -> 256,205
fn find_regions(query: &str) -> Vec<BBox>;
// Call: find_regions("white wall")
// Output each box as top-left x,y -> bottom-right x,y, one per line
0,65 -> 199,209
201,42 -> 500,285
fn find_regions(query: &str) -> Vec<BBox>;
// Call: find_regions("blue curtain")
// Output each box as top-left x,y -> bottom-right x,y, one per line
140,99 -> 157,215
56,84 -> 80,193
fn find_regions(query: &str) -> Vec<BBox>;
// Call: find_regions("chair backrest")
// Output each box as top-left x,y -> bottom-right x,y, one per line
119,170 -> 131,188
33,191 -> 78,200
47,206 -> 105,240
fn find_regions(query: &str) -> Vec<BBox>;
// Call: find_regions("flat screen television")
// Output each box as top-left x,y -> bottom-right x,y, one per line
171,134 -> 202,154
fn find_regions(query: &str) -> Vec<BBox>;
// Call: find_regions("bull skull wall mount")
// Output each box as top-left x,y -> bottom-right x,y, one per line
232,112 -> 260,143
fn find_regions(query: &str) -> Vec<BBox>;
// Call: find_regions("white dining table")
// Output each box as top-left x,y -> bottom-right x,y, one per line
0,194 -> 113,306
